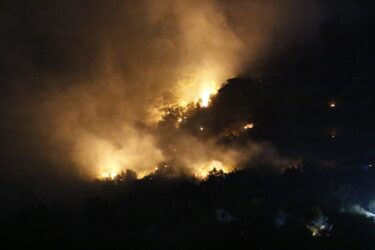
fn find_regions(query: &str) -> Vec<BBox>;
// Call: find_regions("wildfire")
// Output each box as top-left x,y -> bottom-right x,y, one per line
76,69 -> 242,182
194,160 -> 231,179
330,129 -> 337,139
244,123 -> 254,130
96,161 -> 232,181
93,150 -> 125,181
199,79 -> 219,107
149,75 -> 222,123
173,70 -> 222,108
98,171 -> 118,180
329,102 -> 336,108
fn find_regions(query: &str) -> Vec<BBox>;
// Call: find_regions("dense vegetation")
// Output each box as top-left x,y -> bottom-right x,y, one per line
2,163 -> 375,250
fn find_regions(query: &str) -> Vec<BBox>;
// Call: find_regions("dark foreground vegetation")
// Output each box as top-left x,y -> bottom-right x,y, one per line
2,163 -> 375,250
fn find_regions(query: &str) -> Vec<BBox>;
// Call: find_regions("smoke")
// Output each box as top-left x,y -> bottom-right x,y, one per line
347,205 -> 375,221
0,0 -> 320,181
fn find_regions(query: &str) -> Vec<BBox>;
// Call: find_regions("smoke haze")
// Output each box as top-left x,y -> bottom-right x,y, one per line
0,0 -> 320,183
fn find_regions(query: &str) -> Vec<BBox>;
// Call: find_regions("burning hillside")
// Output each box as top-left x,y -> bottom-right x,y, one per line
0,0 -> 325,190
13,0 -> 311,181
1,1 -> 375,249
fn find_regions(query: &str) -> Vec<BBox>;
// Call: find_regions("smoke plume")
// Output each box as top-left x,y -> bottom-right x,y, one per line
0,0 -> 319,181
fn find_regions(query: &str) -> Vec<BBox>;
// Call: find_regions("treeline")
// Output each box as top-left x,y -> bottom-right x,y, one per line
2,162 -> 375,249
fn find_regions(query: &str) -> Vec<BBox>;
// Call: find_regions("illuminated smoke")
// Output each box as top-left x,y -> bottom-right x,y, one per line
1,0 -> 319,180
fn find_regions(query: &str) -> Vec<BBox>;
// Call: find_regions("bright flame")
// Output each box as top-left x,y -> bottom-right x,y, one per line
98,171 -> 118,180
329,102 -> 336,108
199,79 -> 219,107
93,150 -> 124,180
94,153 -> 123,181
147,70 -> 226,123
149,75 -> 222,123
173,70 -> 222,108
74,129 -> 164,180
194,160 -> 231,179
330,129 -> 337,139
244,123 -> 254,130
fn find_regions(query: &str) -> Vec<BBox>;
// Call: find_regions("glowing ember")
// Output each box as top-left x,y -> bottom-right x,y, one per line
244,123 -> 254,130
330,129 -> 337,139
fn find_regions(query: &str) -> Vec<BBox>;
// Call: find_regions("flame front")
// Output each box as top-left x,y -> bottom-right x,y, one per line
173,71 -> 222,108
194,160 -> 231,179
98,171 -> 118,180
198,79 -> 219,107
45,0 -> 251,181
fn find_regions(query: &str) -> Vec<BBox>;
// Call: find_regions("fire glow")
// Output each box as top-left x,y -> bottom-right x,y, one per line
173,73 -> 221,109
193,160 -> 231,179
98,171 -> 118,180
329,102 -> 336,108
244,123 -> 254,130
83,74 -> 245,181
42,0 -> 288,182
198,79 -> 219,107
